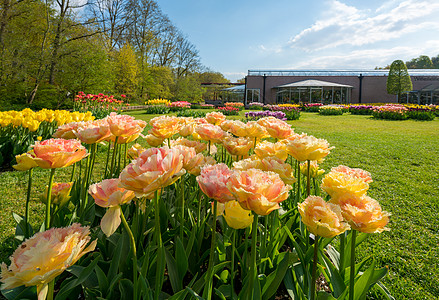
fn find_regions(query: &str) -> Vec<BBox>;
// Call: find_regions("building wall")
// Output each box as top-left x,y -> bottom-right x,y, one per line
246,74 -> 439,104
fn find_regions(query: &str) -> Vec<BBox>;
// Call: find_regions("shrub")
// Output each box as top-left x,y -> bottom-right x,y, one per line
144,105 -> 169,114
284,109 -> 301,120
176,110 -> 206,118
407,110 -> 435,121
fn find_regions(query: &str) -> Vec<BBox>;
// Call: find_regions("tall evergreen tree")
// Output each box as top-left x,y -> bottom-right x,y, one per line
386,60 -> 413,103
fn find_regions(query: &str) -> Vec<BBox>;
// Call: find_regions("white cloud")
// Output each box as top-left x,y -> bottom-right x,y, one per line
288,0 -> 439,51
289,44 -> 439,69
223,71 -> 247,82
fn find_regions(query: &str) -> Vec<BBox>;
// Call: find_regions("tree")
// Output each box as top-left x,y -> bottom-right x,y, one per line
386,60 -> 412,103
406,55 -> 433,69
114,43 -> 138,97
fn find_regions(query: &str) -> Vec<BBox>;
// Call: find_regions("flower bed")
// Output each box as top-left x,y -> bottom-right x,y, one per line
349,105 -> 374,115
302,103 -> 324,112
1,111 -> 393,300
217,106 -> 240,115
245,110 -> 286,121
224,102 -> 244,110
319,105 -> 346,115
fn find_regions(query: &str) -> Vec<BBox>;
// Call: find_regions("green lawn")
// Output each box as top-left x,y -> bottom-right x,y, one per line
1,111 -> 438,299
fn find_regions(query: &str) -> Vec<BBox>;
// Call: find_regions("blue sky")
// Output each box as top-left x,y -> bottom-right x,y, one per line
158,0 -> 439,82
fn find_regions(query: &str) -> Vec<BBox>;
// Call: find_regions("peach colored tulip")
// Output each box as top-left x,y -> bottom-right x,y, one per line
148,115 -> 183,139
220,120 -> 248,137
245,121 -> 270,140
260,156 -> 297,185
144,134 -> 164,147
195,123 -> 227,144
32,138 -> 88,169
40,182 -> 73,206
300,160 -> 325,178
74,119 -> 111,144
321,171 -> 369,198
119,147 -> 185,197
127,143 -> 146,160
227,168 -> 292,215
222,136 -> 254,157
223,200 -> 254,229
0,223 -> 96,300
53,122 -> 83,139
171,137 -> 207,153
299,196 -> 350,238
205,111 -> 226,125
254,140 -> 288,161
107,113 -> 146,138
196,163 -> 235,203
285,134 -> 333,162
89,178 -> 135,236
330,165 -> 373,183
330,194 -> 390,233
13,152 -> 38,171
257,116 -> 294,140
232,156 -> 263,171
187,155 -> 216,176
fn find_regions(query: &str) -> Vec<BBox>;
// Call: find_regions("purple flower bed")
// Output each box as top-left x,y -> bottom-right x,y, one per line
349,105 -> 374,115
245,110 -> 286,121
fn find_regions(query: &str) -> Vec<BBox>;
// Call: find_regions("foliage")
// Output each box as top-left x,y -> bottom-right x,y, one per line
176,109 -> 206,118
386,60 -> 413,103
144,105 -> 169,115
248,102 -> 264,110
302,103 -> 324,112
405,55 -> 434,69
284,109 -> 301,120
113,43 -> 139,98
172,76 -> 204,103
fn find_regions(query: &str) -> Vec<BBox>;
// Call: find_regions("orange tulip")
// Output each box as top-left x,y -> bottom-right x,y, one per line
285,134 -> 332,162
330,194 -> 390,233
220,120 -> 248,137
171,137 -> 207,153
148,115 -> 183,139
321,171 -> 369,198
260,156 -> 297,185
222,136 -> 254,157
196,163 -> 235,203
119,147 -> 185,197
89,178 -> 135,236
299,196 -> 350,238
232,156 -> 263,171
32,138 -> 88,169
257,116 -> 294,140
195,123 -> 227,144
74,119 -> 111,144
53,122 -> 82,139
205,111 -> 226,125
254,140 -> 288,161
0,224 -> 96,300
245,121 -> 270,140
330,165 -> 372,183
227,168 -> 292,215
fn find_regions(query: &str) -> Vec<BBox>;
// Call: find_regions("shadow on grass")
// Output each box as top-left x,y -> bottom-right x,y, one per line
0,235 -> 16,264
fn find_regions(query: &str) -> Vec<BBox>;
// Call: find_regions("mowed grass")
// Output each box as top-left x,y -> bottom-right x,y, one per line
0,111 -> 438,299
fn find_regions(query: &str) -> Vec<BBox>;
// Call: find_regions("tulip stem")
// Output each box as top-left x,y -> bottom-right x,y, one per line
110,137 -> 119,176
339,232 -> 346,277
120,207 -> 138,300
349,230 -> 357,300
248,212 -> 259,300
179,176 -> 185,240
306,159 -> 311,197
310,236 -> 319,300
295,160 -> 301,205
104,141 -> 111,178
231,229 -> 236,299
47,280 -> 55,300
25,168 -> 33,238
204,200 -> 218,300
45,168 -> 56,229
70,162 -> 76,182
154,190 -> 164,300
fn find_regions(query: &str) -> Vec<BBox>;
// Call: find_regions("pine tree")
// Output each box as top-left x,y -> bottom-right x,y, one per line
386,60 -> 413,103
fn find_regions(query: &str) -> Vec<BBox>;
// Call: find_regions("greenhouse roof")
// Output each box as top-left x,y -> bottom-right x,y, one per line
274,79 -> 353,89
248,69 -> 439,77
221,85 -> 245,92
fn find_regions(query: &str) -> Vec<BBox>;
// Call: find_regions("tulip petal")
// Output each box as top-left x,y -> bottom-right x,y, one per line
101,206 -> 121,237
